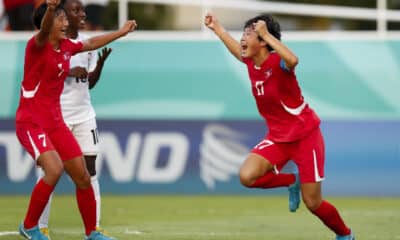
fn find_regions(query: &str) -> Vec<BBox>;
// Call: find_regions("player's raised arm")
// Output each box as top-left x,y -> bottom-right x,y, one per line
81,20 -> 137,52
35,0 -> 60,47
204,13 -> 242,62
88,47 -> 112,89
254,20 -> 298,69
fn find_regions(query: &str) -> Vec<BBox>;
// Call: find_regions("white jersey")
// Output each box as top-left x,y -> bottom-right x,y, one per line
61,33 -> 98,125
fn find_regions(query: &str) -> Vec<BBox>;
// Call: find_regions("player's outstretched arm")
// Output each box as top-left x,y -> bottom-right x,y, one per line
35,0 -> 60,47
204,13 -> 242,62
88,47 -> 112,89
254,20 -> 298,69
81,20 -> 137,52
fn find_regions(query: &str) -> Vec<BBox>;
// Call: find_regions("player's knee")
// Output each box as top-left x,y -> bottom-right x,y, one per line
53,165 -> 63,178
302,195 -> 322,211
45,164 -> 63,185
73,172 -> 91,189
239,169 -> 255,187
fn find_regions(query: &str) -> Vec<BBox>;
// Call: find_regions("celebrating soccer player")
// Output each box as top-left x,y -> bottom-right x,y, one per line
37,0 -> 112,238
204,12 -> 355,240
15,0 -> 136,239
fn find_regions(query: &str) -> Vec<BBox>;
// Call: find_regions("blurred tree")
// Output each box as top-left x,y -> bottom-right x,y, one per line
102,2 -> 174,30
265,0 -> 375,8
265,0 -> 377,30
389,0 -> 400,9
100,0 -> 399,31
388,0 -> 400,30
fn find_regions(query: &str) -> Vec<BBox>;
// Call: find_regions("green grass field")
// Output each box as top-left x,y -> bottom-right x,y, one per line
0,195 -> 399,240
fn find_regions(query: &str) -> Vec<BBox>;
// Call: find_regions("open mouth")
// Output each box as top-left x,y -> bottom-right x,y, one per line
241,44 -> 248,55
60,28 -> 67,36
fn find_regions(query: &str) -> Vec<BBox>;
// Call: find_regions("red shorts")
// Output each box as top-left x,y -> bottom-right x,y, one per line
16,122 -> 83,162
251,127 -> 325,183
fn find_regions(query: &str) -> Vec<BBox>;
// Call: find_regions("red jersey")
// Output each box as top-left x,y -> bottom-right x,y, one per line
243,52 -> 320,142
16,37 -> 83,130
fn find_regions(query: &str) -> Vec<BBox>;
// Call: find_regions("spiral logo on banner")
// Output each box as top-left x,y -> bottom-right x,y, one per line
199,124 -> 249,189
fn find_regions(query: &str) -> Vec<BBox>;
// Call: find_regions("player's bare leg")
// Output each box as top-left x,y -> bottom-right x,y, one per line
38,155 -> 102,238
302,182 -> 355,239
37,151 -> 64,186
63,156 -> 95,235
239,153 -> 274,187
19,151 -> 63,240
301,182 -> 323,211
240,153 -> 296,189
64,156 -> 114,240
239,153 -> 298,211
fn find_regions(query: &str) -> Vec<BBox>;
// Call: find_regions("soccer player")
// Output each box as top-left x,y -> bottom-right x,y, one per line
204,13 -> 355,240
15,0 -> 136,239
37,0 -> 111,238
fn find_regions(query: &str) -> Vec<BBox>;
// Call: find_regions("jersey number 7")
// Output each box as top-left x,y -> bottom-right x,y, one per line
38,134 -> 47,147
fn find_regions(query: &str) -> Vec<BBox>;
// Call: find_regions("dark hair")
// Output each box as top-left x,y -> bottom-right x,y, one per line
244,14 -> 281,51
33,3 -> 65,29
59,0 -> 70,8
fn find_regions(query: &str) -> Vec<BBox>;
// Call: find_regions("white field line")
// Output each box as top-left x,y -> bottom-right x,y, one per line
0,231 -> 18,236
124,229 -> 145,235
0,229 -> 145,236
1,229 -> 399,238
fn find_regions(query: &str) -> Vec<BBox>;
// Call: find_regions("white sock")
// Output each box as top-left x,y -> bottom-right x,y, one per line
91,175 -> 101,228
37,169 -> 52,229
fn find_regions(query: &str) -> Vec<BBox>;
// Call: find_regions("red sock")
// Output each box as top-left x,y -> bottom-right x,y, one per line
250,172 -> 295,188
312,200 -> 351,236
24,179 -> 54,229
76,186 -> 96,236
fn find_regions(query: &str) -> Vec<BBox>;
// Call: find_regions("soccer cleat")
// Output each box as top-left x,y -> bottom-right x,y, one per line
288,173 -> 301,212
84,230 -> 116,240
40,227 -> 51,240
19,223 -> 49,240
335,231 -> 355,240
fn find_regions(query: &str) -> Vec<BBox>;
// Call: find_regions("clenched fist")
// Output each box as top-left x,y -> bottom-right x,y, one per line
46,0 -> 60,9
204,12 -> 219,31
120,20 -> 137,36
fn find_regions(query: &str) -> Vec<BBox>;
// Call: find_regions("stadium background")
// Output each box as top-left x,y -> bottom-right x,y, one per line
0,37 -> 399,196
0,1 -> 399,239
